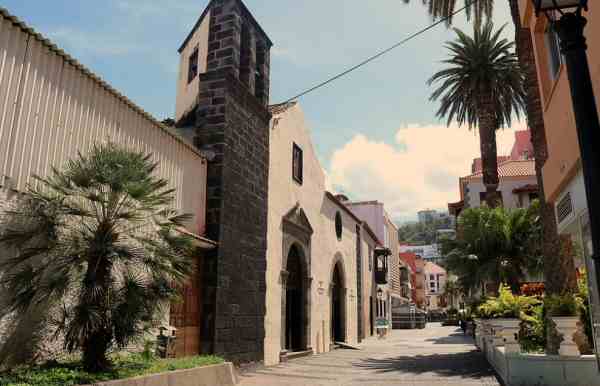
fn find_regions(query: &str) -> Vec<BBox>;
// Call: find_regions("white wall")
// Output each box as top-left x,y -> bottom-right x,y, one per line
466,176 -> 538,210
264,103 -> 359,365
175,11 -> 211,122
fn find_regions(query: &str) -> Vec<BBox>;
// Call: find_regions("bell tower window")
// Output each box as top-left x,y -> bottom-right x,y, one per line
188,47 -> 199,84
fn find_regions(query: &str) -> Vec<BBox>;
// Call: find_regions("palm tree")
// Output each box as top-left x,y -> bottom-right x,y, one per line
428,22 -> 526,208
0,144 -> 195,372
406,0 -> 576,298
444,205 -> 543,296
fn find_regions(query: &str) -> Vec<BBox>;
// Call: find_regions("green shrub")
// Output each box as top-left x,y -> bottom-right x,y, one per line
519,302 -> 546,353
577,270 -> 595,349
545,294 -> 579,317
0,354 -> 224,386
477,284 -> 539,319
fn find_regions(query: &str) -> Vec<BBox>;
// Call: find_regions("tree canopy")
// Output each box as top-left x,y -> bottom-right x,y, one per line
0,144 -> 195,372
442,203 -> 543,296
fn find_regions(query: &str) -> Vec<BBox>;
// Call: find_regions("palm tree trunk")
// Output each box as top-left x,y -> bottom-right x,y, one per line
508,0 -> 577,295
82,254 -> 112,372
478,97 -> 500,208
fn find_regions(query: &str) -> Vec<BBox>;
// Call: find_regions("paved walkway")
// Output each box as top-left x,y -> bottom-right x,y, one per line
238,324 -> 500,386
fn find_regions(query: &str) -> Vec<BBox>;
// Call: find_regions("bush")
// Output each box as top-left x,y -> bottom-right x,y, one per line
577,270 -> 595,350
545,294 -> 579,317
0,354 -> 224,386
519,302 -> 546,353
477,284 -> 539,319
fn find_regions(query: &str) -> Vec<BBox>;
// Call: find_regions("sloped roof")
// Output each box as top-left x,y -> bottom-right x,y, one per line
0,7 -> 204,160
465,159 -> 536,180
472,156 -> 510,174
269,101 -> 297,115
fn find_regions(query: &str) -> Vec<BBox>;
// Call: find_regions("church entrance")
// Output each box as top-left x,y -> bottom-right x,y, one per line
285,245 -> 305,351
331,261 -> 346,343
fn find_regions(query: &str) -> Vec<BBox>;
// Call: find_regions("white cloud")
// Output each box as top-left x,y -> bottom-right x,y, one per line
328,122 -> 527,223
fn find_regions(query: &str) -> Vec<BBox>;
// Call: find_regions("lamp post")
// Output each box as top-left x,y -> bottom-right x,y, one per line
531,0 -> 600,291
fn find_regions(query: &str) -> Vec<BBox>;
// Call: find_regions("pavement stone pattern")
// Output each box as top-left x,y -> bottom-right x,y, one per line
238,323 -> 501,386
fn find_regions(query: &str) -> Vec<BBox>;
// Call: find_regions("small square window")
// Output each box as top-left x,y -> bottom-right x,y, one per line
188,48 -> 199,84
292,143 -> 303,184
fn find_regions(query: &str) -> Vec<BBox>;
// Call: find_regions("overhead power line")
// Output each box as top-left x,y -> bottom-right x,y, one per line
281,3 -> 474,104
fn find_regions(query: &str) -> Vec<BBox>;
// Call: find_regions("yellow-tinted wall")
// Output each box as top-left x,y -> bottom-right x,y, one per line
520,3 -> 600,203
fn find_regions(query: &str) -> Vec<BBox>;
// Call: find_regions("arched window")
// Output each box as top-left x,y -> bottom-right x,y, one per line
335,212 -> 342,240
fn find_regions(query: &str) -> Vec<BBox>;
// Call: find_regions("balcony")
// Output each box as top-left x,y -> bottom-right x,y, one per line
399,268 -> 410,284
401,284 -> 411,299
375,270 -> 388,285
374,247 -> 391,285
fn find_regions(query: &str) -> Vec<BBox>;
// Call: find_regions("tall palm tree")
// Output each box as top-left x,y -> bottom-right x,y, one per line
406,0 -> 576,298
428,22 -> 526,207
0,144 -> 195,372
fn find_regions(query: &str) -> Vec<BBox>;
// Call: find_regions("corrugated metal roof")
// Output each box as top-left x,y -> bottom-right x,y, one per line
0,7 -> 203,160
465,160 -> 536,180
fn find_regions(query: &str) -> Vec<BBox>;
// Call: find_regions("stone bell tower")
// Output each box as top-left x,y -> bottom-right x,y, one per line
175,0 -> 272,363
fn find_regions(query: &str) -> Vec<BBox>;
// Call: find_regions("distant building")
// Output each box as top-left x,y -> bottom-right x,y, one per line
345,201 -> 411,319
399,252 -> 427,309
449,130 -> 538,217
418,210 -> 437,224
424,262 -> 447,311
459,160 -> 538,210
400,244 -> 443,266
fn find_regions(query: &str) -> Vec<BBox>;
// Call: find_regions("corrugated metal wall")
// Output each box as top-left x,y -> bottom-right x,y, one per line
0,9 -> 207,234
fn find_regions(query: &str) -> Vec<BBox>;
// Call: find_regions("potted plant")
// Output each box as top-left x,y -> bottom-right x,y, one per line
477,285 -> 538,353
545,294 -> 581,356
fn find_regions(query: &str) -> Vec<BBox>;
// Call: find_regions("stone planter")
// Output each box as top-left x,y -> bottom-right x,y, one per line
494,318 -> 521,354
552,316 -> 580,357
490,320 -> 506,348
481,319 -> 493,355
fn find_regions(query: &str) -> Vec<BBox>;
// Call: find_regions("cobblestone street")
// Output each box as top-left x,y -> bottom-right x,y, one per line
238,324 -> 500,386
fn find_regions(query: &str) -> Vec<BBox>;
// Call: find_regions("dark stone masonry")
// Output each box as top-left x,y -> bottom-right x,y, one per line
180,0 -> 272,363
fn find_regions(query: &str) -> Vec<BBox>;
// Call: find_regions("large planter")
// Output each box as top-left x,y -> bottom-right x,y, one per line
494,318 -> 520,354
490,319 -> 507,348
552,316 -> 580,357
481,319 -> 493,355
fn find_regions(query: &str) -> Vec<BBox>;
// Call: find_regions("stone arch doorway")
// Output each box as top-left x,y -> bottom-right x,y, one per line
284,244 -> 305,351
331,259 -> 346,343
280,205 -> 313,360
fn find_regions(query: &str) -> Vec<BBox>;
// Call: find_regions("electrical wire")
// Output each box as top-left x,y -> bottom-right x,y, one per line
281,3 -> 474,104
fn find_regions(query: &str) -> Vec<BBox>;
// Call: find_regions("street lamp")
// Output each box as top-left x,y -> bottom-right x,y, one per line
530,0 -> 600,294
533,0 -> 587,15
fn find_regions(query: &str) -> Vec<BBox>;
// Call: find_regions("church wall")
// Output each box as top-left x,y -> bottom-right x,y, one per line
265,103 -> 359,365
175,10 -> 211,122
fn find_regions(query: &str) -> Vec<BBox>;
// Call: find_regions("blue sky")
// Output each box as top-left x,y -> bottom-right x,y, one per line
3,0 -> 524,223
